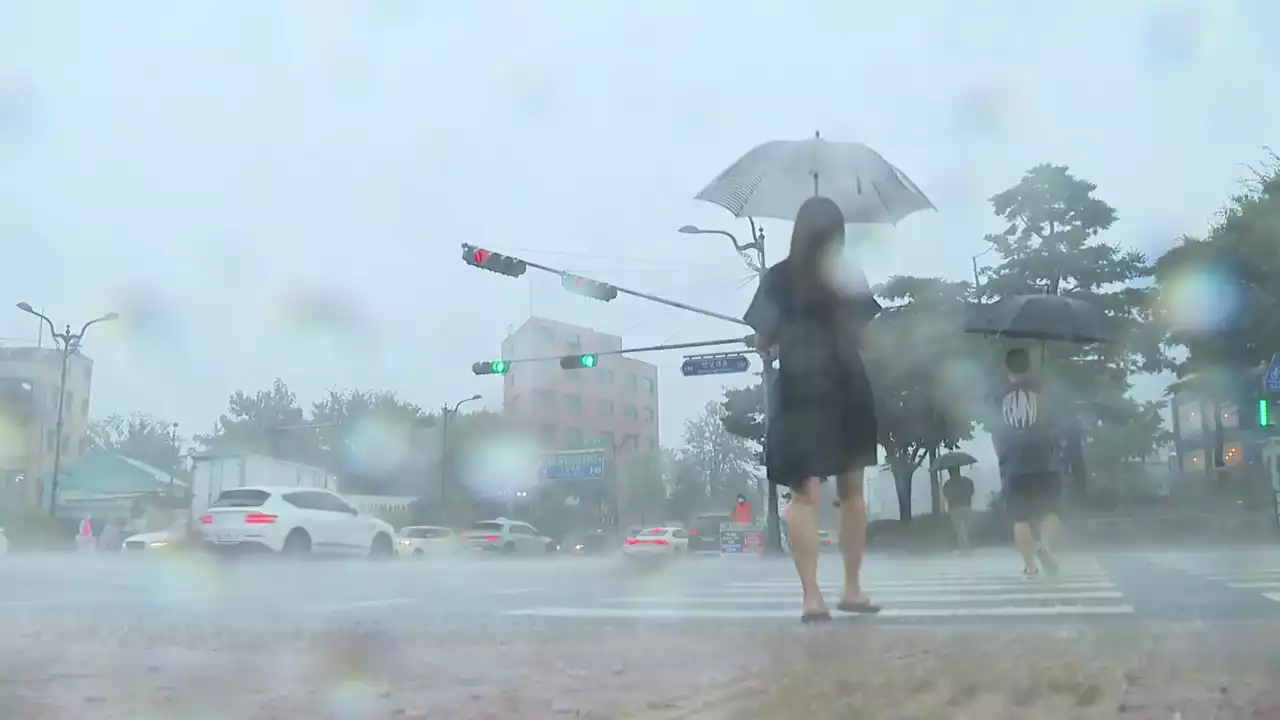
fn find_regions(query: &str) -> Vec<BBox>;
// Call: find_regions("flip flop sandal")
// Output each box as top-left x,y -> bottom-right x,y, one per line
836,600 -> 881,614
1036,548 -> 1060,575
801,611 -> 832,624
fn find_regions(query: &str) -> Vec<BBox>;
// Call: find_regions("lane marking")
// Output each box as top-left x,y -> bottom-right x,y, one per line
1227,581 -> 1280,589
505,605 -> 1135,619
493,587 -> 544,595
601,591 -> 1124,604
729,581 -> 1115,592
1263,593 -> 1280,603
319,598 -> 416,611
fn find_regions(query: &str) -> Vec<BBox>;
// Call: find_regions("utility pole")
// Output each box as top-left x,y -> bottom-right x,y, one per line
678,222 -> 786,555
439,394 -> 481,518
14,303 -> 118,517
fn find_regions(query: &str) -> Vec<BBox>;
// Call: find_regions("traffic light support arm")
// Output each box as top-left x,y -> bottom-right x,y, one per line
502,336 -> 750,367
463,244 -> 747,327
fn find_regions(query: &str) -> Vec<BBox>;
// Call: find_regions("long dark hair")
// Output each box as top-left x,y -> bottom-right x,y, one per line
787,196 -> 845,307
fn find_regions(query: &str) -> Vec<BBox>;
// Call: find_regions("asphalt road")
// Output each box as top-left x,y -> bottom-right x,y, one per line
5,546 -> 1280,628
5,547 -> 1280,718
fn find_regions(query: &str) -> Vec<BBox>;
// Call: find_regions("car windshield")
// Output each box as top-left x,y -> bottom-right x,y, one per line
637,529 -> 668,537
469,522 -> 503,532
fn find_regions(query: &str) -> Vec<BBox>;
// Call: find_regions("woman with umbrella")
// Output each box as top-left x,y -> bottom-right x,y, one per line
743,196 -> 882,623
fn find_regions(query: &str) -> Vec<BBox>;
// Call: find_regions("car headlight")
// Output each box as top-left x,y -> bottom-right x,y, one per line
148,541 -> 168,548
398,540 -> 411,547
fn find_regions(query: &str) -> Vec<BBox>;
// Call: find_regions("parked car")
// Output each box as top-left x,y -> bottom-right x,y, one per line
623,526 -> 690,558
818,530 -> 836,551
396,526 -> 461,558
459,518 -> 557,556
124,521 -> 192,552
199,486 -> 396,558
563,529 -> 617,555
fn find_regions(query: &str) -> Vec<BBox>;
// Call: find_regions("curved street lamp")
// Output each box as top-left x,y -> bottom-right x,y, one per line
439,394 -> 482,511
15,303 -> 119,517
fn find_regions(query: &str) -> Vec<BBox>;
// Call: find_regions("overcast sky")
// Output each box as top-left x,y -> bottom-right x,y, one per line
2,0 -> 1277,453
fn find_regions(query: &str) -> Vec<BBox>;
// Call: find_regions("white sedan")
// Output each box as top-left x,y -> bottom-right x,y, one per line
396,526 -> 461,558
622,527 -> 690,558
200,486 -> 396,558
123,521 -> 192,552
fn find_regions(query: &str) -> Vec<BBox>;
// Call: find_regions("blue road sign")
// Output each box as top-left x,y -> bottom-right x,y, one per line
540,451 -> 604,481
681,354 -> 750,377
1266,354 -> 1280,395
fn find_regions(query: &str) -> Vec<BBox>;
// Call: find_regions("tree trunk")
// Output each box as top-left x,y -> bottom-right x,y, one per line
927,446 -> 943,516
891,461 -> 915,522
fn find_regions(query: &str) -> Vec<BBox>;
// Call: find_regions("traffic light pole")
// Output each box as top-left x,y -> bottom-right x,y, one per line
491,337 -> 750,368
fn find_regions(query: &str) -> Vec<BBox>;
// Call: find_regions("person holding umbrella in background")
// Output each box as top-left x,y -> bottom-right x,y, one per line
933,451 -> 978,552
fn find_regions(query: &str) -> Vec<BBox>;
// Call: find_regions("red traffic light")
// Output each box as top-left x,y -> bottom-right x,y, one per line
461,244 -> 526,278
473,248 -> 490,265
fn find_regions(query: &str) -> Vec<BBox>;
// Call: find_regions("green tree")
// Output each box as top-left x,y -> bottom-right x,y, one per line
1154,153 -> 1280,372
682,400 -> 756,509
976,164 -> 1168,490
863,275 -> 982,520
310,388 -> 429,493
89,412 -> 186,477
195,378 -> 318,463
667,449 -> 709,518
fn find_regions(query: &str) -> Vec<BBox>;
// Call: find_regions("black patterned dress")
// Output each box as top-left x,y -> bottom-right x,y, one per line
743,259 -> 881,489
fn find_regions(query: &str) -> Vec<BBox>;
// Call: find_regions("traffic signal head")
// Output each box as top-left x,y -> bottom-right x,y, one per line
462,244 -> 526,278
1260,398 -> 1272,427
560,354 -> 598,370
472,360 -> 510,375
561,274 -> 618,302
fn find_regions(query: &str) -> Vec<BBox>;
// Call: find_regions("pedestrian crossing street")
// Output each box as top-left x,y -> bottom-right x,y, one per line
1143,549 -> 1280,604
506,553 -> 1135,621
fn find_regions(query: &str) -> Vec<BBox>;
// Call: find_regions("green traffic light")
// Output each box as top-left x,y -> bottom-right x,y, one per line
581,354 -> 596,368
491,360 -> 509,374
1260,398 -> 1271,427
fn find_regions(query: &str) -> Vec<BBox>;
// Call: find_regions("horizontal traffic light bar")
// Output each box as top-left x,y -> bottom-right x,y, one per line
459,244 -> 744,325
470,336 -> 752,375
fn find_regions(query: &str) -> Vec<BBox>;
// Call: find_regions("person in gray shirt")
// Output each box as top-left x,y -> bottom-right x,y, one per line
989,348 -> 1064,576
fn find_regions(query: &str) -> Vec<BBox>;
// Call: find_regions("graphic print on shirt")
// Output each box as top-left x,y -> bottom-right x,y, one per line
1001,387 -> 1040,429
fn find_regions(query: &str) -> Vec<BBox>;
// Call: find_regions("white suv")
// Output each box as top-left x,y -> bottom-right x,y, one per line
200,486 -> 395,558
460,518 -> 557,555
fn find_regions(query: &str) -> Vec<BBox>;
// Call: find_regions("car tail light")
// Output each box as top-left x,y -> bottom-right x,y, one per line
625,538 -> 638,545
244,513 -> 277,524
688,529 -> 697,535
652,539 -> 668,545
483,534 -> 499,541
200,515 -> 213,525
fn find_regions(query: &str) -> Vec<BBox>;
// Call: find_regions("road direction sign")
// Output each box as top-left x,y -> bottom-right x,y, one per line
1267,354 -> 1280,395
681,354 -> 750,377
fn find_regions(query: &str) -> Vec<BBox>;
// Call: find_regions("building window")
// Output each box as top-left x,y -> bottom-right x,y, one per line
623,434 -> 639,451
643,377 -> 655,395
565,333 -> 581,352
538,424 -> 557,445
601,369 -> 614,385
1219,403 -> 1239,429
598,399 -> 614,417
564,427 -> 583,449
627,374 -> 638,391
643,407 -> 655,424
1175,401 -> 1202,439
537,326 -> 555,344
623,404 -> 638,421
599,431 -> 614,448
535,390 -> 556,410
1223,441 -> 1243,466
565,394 -> 582,413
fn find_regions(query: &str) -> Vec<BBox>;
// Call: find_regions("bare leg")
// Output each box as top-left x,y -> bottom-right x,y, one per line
835,469 -> 871,605
1036,514 -> 1061,573
1013,522 -> 1037,573
787,477 -> 825,615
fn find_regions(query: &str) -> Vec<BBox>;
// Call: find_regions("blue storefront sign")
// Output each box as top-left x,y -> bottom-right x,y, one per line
540,451 -> 604,481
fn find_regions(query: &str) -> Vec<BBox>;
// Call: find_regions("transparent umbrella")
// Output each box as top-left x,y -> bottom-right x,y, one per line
694,131 -> 935,224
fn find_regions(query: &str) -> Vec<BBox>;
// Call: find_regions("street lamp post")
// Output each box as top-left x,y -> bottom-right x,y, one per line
169,422 -> 180,488
439,394 -> 481,515
15,303 -> 119,517
677,223 -> 785,554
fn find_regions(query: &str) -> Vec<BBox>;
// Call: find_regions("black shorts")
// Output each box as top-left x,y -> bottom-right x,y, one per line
1005,473 -> 1062,524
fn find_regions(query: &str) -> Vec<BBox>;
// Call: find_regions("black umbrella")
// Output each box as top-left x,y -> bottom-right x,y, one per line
963,294 -> 1113,344
930,451 -> 978,472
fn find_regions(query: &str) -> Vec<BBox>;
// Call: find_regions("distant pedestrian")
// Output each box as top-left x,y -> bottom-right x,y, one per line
942,467 -> 975,551
743,196 -> 882,623
731,494 -> 752,524
75,516 -> 95,554
989,348 -> 1064,576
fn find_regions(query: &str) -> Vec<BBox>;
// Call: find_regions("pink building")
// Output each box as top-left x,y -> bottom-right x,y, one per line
500,317 -> 659,463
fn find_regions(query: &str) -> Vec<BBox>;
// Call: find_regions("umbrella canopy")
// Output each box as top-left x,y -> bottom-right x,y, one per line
963,294 -> 1114,344
930,451 -> 978,472
694,132 -> 935,224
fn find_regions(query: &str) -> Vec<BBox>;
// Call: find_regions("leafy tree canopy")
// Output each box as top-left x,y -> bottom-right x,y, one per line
89,412 -> 186,476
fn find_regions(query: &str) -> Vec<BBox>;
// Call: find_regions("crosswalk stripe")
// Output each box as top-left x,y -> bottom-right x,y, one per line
1226,581 -> 1280,589
725,581 -> 1116,593
504,605 -> 1135,619
601,591 -> 1124,604
1264,593 -> 1280,603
